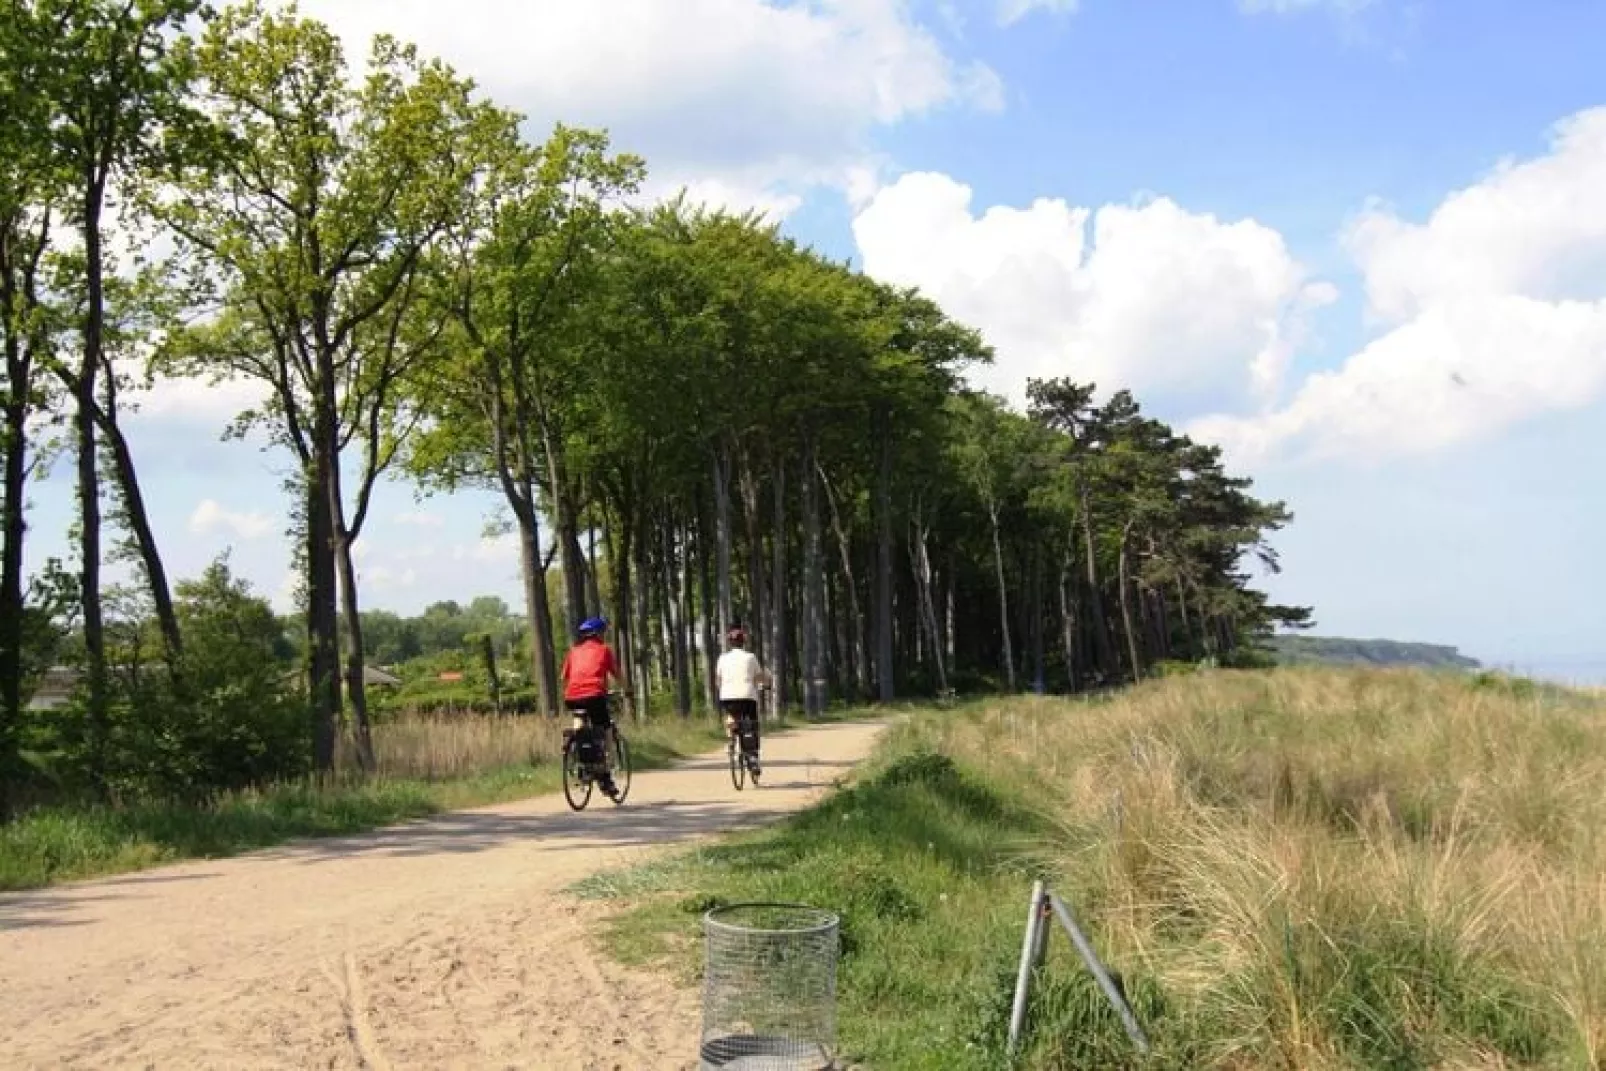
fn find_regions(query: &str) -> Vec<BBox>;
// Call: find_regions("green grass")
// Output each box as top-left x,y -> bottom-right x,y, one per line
0,710 -> 859,892
0,764 -> 553,891
581,670 -> 1606,1070
575,730 -> 1067,1071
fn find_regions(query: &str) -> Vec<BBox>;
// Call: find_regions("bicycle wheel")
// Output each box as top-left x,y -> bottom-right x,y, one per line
609,729 -> 632,805
561,733 -> 592,811
728,739 -> 746,791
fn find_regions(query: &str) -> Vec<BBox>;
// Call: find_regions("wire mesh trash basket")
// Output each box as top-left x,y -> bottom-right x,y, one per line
700,903 -> 840,1070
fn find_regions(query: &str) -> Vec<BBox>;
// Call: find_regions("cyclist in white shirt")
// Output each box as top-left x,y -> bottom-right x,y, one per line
716,626 -> 770,777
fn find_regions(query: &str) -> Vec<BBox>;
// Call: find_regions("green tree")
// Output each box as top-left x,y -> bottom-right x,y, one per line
13,0 -> 201,792
409,126 -> 642,716
163,2 -> 516,769
0,2 -> 63,810
950,391 -> 1046,690
104,557 -> 306,800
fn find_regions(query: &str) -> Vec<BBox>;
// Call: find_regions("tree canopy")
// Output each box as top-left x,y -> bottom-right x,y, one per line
0,1 -> 1311,808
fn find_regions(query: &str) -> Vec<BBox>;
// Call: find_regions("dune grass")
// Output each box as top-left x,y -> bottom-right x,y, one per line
0,710 -> 761,891
581,669 -> 1606,1070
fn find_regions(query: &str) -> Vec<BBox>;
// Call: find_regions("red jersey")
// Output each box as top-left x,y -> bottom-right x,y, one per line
562,638 -> 617,700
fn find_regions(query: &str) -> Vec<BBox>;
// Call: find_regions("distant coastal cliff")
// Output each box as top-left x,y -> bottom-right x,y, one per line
1268,635 -> 1481,670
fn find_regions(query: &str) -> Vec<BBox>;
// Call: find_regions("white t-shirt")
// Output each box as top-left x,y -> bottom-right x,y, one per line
717,649 -> 763,701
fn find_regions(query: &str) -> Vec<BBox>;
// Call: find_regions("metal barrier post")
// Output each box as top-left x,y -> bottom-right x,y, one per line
1007,880 -> 1048,1058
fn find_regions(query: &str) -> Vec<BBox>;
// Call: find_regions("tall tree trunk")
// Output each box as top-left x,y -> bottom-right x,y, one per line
697,511 -> 718,715
1,242 -> 38,806
942,564 -> 955,669
1059,552 -> 1079,692
1136,581 -> 1154,669
1080,488 -> 1117,682
1117,519 -> 1143,680
1149,587 -> 1175,661
818,463 -> 868,700
305,445 -> 341,773
800,438 -> 826,718
326,396 -> 376,770
909,507 -> 948,693
1173,574 -> 1196,660
789,567 -> 804,702
712,447 -> 733,637
517,509 -> 559,716
987,501 -> 1016,691
333,526 -> 374,770
874,424 -> 895,701
1,207 -> 50,813
1031,545 -> 1046,695
97,410 -> 181,664
559,487 -> 588,633
665,519 -> 691,717
0,383 -> 28,811
585,520 -> 602,618
769,461 -> 789,718
834,571 -> 854,698
77,183 -> 108,792
632,507 -> 653,712
540,418 -> 588,635
654,531 -> 673,690
603,509 -> 635,721
738,452 -> 767,666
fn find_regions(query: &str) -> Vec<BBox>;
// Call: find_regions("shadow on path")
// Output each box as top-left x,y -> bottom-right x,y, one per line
269,798 -> 803,864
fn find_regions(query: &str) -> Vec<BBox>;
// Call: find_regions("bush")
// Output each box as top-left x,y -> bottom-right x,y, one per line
43,559 -> 309,803
151,562 -> 310,797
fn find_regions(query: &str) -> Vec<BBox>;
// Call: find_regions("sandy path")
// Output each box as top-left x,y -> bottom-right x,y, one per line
1,718 -> 886,1070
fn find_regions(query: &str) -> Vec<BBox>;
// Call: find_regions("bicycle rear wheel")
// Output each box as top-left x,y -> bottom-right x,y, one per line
609,730 -> 632,805
729,739 -> 746,791
562,733 -> 592,811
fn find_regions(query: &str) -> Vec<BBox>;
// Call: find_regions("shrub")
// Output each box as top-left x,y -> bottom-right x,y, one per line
45,559 -> 309,802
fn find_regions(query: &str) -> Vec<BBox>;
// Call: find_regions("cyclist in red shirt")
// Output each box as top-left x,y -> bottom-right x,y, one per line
562,616 -> 624,799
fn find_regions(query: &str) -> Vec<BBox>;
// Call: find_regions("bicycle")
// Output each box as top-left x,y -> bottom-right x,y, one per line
561,691 -> 632,812
726,688 -> 766,791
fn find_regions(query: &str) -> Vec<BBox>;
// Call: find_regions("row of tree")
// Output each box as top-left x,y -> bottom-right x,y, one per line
344,598 -> 526,670
0,0 -> 1310,811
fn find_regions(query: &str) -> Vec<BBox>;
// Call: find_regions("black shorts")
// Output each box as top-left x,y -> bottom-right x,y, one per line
722,699 -> 760,749
567,694 -> 612,731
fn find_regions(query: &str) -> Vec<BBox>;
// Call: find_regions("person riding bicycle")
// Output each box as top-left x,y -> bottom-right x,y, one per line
561,616 -> 624,800
716,625 -> 770,778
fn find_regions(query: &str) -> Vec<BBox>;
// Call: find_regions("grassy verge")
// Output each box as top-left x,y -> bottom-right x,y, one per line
580,669 -> 1606,1070
0,709 -> 858,892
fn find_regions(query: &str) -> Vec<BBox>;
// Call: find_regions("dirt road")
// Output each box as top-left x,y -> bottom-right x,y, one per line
1,718 -> 886,1070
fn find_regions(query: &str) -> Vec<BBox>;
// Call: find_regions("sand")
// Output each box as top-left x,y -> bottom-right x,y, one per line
0,718 -> 886,1070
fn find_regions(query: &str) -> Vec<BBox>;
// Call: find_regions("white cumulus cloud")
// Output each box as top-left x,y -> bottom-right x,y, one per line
114,361 -> 271,431
453,533 -> 521,565
299,0 -> 1002,217
189,499 -> 274,540
1196,106 -> 1606,463
997,0 -> 1078,26
394,509 -> 445,529
1239,0 -> 1379,14
852,172 -> 1326,407
361,565 -> 419,591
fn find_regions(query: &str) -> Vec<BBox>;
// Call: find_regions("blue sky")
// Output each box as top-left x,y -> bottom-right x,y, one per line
23,0 -> 1606,680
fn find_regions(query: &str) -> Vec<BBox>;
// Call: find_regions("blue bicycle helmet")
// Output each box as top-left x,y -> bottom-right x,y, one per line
578,616 -> 608,638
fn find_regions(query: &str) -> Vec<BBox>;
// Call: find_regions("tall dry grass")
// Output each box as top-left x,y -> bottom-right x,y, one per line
914,669 -> 1606,1069
355,714 -> 566,779
342,711 -> 729,781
